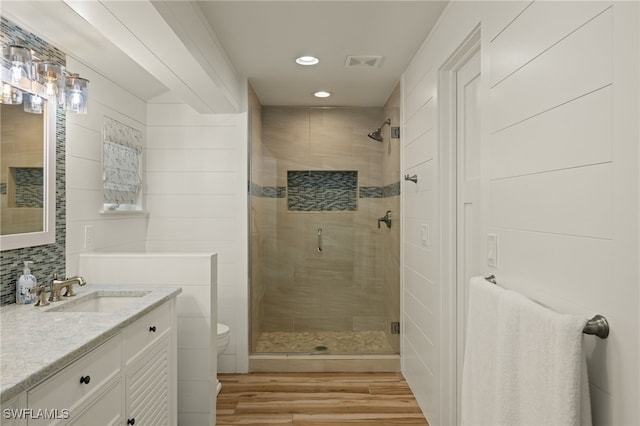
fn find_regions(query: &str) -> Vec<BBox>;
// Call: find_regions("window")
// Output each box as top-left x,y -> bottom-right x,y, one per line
102,116 -> 143,212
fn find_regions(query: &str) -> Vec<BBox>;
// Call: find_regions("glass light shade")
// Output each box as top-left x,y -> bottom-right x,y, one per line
4,45 -> 32,84
313,90 -> 331,98
36,62 -> 64,97
1,83 -> 23,104
64,74 -> 89,114
23,93 -> 44,114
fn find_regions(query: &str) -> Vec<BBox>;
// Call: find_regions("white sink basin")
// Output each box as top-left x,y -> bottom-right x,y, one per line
47,291 -> 150,313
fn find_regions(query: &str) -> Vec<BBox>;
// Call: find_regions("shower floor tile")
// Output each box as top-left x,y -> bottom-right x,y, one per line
255,330 -> 394,354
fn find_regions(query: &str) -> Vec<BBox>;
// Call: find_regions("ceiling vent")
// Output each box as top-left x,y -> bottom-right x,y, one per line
344,55 -> 383,68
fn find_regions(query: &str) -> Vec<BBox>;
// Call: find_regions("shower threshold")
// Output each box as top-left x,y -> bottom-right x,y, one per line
254,330 -> 395,354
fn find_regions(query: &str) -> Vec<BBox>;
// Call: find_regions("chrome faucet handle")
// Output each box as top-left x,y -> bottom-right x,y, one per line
49,273 -> 63,301
31,284 -> 50,307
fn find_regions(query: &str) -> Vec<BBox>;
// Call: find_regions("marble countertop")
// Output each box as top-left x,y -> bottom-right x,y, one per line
0,284 -> 181,403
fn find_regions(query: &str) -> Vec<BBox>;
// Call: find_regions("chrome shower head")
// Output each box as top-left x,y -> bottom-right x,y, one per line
368,128 -> 384,142
368,119 -> 391,142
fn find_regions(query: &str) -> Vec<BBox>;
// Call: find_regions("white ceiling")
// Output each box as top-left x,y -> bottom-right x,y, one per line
197,1 -> 448,106
1,1 -> 448,109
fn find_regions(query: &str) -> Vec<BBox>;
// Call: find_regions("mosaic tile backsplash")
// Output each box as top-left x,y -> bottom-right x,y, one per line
288,171 -> 358,212
0,17 -> 66,305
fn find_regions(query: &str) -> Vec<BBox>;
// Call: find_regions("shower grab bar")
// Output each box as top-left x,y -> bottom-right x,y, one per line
483,275 -> 609,339
317,228 -> 322,252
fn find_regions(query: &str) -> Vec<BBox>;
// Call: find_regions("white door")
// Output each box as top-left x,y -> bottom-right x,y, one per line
455,49 -> 481,422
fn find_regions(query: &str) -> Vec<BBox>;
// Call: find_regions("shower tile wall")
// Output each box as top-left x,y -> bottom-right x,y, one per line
257,107 -> 391,337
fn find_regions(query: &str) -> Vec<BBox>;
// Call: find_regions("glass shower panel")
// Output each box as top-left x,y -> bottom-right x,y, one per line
249,106 -> 400,355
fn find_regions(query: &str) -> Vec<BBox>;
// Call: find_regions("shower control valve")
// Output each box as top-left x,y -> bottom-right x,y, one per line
378,210 -> 392,229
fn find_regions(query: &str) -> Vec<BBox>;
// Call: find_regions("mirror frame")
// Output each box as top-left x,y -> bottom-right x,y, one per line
0,81 -> 56,250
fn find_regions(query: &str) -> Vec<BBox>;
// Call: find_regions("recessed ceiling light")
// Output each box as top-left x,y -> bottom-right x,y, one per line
313,91 -> 331,98
296,55 -> 319,66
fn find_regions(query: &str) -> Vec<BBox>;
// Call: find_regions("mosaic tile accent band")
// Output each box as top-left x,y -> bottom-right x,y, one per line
383,181 -> 401,198
249,180 -> 400,201
250,182 -> 286,198
288,171 -> 358,212
0,17 -> 66,306
359,187 -> 384,198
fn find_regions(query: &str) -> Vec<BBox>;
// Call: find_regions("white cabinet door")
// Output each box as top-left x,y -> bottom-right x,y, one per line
124,334 -> 172,426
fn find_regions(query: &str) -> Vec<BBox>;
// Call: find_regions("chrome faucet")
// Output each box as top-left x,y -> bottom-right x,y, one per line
49,274 -> 87,302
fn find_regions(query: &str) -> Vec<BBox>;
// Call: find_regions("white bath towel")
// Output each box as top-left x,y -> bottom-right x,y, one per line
461,276 -> 505,426
461,276 -> 592,426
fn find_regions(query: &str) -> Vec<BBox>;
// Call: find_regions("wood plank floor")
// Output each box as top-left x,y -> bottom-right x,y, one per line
216,372 -> 429,426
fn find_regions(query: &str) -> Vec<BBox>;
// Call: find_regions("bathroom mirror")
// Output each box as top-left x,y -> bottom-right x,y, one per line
0,92 -> 56,250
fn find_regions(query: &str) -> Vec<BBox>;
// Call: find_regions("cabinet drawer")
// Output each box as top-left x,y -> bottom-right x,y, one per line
123,302 -> 171,366
27,335 -> 121,425
67,379 -> 123,426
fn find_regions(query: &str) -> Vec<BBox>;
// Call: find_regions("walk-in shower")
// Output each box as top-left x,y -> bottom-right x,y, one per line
249,103 -> 401,357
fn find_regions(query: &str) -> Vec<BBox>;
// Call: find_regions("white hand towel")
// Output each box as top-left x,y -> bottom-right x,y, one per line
461,276 -> 592,426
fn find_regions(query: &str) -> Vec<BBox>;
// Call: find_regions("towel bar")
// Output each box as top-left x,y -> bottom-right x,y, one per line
483,275 -> 609,339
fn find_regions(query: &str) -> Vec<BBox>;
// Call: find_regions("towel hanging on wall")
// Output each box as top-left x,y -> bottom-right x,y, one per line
461,276 -> 592,426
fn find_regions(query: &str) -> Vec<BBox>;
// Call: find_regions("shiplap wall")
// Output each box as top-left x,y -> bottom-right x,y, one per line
145,101 -> 249,379
401,2 -> 639,425
66,57 -> 149,274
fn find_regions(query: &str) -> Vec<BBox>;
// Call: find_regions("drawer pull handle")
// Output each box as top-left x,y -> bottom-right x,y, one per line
149,326 -> 157,332
127,418 -> 135,425
79,375 -> 91,384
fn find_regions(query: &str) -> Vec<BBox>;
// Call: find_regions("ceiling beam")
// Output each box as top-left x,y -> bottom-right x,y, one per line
63,0 -> 241,114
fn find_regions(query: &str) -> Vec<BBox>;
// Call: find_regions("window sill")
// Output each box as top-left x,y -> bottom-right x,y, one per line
99,209 -> 149,218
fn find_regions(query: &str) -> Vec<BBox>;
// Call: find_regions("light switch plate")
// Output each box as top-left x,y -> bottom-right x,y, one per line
421,224 -> 430,247
487,233 -> 497,267
84,225 -> 94,250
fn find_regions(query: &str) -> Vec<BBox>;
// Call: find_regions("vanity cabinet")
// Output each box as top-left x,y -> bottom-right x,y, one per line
23,300 -> 176,426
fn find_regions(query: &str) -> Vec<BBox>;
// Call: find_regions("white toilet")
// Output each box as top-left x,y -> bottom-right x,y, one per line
216,322 -> 230,395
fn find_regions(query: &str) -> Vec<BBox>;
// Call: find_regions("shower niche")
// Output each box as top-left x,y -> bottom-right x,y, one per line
287,170 -> 358,212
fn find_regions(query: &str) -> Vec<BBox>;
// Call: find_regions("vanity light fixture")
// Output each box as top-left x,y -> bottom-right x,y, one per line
1,43 -> 90,114
64,74 -> 89,114
295,55 -> 319,66
4,44 -> 32,85
1,83 -> 23,104
313,90 -> 331,98
36,62 -> 65,99
23,93 -> 44,114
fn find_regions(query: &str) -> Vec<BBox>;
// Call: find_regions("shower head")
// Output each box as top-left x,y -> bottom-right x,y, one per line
368,119 -> 391,142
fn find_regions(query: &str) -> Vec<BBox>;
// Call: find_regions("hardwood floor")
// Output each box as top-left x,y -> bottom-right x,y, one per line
216,372 -> 429,426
